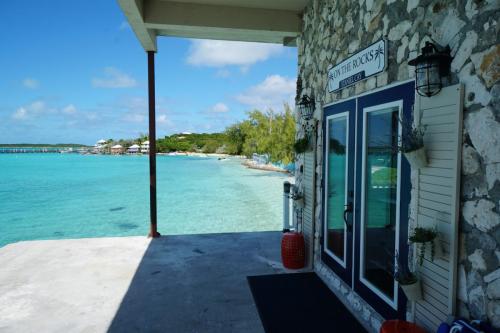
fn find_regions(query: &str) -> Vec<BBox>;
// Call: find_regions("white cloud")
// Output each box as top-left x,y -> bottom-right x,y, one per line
92,67 -> 137,88
10,100 -> 80,121
186,40 -> 283,68
211,102 -> 229,113
11,100 -> 54,120
157,114 -> 167,123
12,107 -> 28,120
62,104 -> 77,115
236,75 -> 296,112
22,78 -> 39,89
157,114 -> 173,126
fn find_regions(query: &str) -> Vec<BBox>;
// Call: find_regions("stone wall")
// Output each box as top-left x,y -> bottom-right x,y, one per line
295,0 -> 500,330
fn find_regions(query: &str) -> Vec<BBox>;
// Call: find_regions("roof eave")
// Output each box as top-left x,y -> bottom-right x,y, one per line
118,0 -> 307,51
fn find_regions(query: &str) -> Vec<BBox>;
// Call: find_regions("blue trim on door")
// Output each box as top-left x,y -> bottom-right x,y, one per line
321,99 -> 356,285
353,81 -> 414,319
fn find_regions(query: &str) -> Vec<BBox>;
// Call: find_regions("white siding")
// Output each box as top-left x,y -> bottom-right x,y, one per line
303,150 -> 316,267
413,84 -> 463,332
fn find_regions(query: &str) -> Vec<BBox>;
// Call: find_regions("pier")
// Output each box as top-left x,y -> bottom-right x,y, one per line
0,147 -> 87,154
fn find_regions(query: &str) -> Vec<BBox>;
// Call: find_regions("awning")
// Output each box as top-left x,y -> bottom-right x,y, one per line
117,0 -> 309,51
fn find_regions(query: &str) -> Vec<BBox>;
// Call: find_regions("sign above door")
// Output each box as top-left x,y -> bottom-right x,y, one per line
328,39 -> 387,93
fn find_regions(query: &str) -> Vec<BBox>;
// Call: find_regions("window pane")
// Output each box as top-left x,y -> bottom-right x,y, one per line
326,116 -> 348,262
363,107 -> 399,299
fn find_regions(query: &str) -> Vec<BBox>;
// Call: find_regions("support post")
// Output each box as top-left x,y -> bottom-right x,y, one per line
148,50 -> 160,238
283,181 -> 291,232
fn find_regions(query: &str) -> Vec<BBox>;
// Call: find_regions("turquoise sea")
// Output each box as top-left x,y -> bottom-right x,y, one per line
0,154 -> 290,247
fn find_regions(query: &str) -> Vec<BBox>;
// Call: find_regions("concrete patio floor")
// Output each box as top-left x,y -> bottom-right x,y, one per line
0,231 -> 289,333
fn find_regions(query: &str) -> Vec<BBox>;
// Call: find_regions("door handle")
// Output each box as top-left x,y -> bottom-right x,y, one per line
343,203 -> 353,232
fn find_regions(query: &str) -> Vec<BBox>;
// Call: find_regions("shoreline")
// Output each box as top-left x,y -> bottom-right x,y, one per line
241,159 -> 291,174
157,152 -> 241,159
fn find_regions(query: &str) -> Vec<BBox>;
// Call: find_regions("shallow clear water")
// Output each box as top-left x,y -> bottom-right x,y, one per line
0,154 -> 290,247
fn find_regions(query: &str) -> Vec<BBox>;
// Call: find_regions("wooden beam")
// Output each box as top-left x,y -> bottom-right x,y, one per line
118,0 -> 157,51
147,51 -> 160,238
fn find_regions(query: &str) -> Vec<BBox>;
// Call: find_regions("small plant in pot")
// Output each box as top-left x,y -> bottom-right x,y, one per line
397,117 -> 427,169
409,226 -> 438,266
393,251 -> 422,301
294,136 -> 310,155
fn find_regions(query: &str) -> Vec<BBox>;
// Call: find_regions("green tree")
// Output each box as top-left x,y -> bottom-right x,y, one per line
202,140 -> 219,153
224,104 -> 295,164
224,123 -> 246,155
268,104 -> 295,164
111,104 -> 296,165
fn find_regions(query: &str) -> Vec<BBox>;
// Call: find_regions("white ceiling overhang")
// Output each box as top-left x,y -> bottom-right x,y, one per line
117,0 -> 309,51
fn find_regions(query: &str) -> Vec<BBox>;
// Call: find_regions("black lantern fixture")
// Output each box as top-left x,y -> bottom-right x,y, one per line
297,95 -> 315,121
409,42 -> 452,97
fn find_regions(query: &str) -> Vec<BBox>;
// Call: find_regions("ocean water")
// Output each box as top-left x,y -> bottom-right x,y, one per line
0,154 -> 290,247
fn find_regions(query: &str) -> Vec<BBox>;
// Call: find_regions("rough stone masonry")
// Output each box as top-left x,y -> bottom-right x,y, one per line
294,0 -> 499,331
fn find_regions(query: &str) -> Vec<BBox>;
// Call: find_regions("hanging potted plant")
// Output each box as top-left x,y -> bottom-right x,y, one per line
294,136 -> 310,155
398,117 -> 427,169
409,226 -> 438,265
393,252 -> 422,301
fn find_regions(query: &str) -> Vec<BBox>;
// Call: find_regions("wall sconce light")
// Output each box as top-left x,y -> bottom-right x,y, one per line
409,42 -> 452,97
297,95 -> 315,121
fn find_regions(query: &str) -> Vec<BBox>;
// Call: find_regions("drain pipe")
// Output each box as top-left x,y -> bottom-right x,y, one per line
283,181 -> 291,232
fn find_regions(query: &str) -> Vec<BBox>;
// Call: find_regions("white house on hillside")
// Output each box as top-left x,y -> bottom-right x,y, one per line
141,141 -> 149,154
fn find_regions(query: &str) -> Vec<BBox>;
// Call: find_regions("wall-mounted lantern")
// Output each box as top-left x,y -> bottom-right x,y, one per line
409,42 -> 452,97
297,95 -> 315,121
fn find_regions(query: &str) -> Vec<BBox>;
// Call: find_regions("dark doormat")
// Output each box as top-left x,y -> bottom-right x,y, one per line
247,272 -> 368,333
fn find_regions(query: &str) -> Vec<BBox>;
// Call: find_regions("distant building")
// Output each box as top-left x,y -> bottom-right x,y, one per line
110,145 -> 124,155
141,141 -> 149,154
93,139 -> 107,154
127,144 -> 140,154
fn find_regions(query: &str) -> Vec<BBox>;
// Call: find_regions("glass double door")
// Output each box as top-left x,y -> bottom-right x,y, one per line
322,82 -> 414,319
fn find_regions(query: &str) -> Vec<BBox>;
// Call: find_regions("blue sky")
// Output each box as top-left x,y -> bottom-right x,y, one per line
0,1 -> 297,145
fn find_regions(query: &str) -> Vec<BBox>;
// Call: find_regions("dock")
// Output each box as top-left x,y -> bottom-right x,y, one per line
0,231 -> 288,333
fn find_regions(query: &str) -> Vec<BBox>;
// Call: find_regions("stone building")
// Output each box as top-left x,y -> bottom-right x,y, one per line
120,0 -> 499,331
294,0 -> 499,331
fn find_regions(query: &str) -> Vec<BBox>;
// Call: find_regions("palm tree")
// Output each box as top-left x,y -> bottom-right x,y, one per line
375,44 -> 384,68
